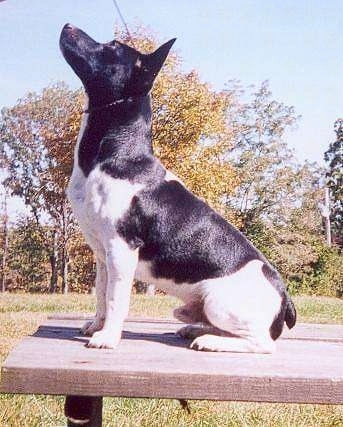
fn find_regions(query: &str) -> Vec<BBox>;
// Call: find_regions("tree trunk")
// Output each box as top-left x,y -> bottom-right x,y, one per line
49,229 -> 58,293
62,250 -> 69,295
1,195 -> 9,292
324,187 -> 331,246
61,201 -> 69,295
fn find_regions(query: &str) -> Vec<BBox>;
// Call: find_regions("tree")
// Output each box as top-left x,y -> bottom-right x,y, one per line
325,119 -> 343,246
0,189 -> 9,292
0,83 -> 83,292
225,80 -> 300,229
6,218 -> 50,291
68,229 -> 96,293
221,81 -> 335,288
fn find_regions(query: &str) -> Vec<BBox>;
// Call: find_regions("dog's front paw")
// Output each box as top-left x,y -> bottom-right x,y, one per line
87,330 -> 120,349
81,319 -> 104,336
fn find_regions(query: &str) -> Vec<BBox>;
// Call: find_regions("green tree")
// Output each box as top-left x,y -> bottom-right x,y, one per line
226,80 -> 300,229
223,81 -> 336,290
325,119 -> 343,246
6,218 -> 50,292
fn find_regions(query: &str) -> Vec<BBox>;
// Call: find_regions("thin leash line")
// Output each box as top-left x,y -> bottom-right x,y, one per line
112,0 -> 136,48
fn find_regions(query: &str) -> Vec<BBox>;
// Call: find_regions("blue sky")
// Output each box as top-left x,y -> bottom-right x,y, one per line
1,0 -> 342,167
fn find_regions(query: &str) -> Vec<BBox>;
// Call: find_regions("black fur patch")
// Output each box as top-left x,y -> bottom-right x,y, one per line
117,180 -> 264,284
78,97 -> 154,177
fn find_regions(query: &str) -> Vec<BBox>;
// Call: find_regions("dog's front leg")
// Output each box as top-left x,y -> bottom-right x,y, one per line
87,237 -> 138,349
82,256 -> 107,336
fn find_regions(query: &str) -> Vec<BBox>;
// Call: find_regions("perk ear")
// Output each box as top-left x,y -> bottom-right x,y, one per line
138,38 -> 176,91
145,38 -> 176,78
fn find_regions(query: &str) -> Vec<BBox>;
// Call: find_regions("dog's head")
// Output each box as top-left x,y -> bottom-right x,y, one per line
60,24 -> 175,103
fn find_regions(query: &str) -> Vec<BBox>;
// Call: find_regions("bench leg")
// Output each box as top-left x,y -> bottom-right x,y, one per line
65,395 -> 103,427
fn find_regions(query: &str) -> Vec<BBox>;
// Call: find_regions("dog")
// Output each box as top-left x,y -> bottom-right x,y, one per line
59,24 -> 296,352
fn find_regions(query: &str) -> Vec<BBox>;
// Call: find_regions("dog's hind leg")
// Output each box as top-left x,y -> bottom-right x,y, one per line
190,260 -> 282,353
87,237 -> 138,349
190,300 -> 276,353
174,302 -> 222,340
81,256 -> 107,336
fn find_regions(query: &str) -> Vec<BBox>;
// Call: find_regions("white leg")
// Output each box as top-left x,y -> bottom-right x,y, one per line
190,261 -> 281,354
190,295 -> 276,353
87,237 -> 138,349
190,297 -> 276,353
81,257 -> 107,336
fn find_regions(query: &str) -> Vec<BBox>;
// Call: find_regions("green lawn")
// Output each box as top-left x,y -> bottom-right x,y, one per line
0,293 -> 342,426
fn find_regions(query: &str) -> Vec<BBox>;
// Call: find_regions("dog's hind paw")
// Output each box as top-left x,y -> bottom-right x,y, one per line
81,319 -> 104,336
191,334 -> 276,353
190,335 -> 221,352
87,330 -> 120,349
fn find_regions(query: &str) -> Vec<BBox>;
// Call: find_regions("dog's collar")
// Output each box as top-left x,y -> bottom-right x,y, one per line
83,96 -> 145,114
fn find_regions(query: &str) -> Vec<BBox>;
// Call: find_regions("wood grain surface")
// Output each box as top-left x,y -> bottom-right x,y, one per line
1,317 -> 342,404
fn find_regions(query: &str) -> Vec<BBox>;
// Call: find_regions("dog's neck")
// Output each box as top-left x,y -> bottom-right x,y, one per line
78,94 -> 153,177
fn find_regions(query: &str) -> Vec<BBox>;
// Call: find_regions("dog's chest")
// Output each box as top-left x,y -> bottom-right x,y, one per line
67,166 -> 88,228
67,165 -> 143,239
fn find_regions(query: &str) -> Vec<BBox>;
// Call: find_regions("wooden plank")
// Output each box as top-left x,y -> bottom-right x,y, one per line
1,319 -> 343,404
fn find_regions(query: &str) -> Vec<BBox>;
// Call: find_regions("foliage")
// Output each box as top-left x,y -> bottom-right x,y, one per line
324,118 -> 343,245
311,245 -> 343,297
0,83 -> 82,220
222,81 -> 337,292
0,83 -> 83,292
266,164 -> 325,280
290,244 -> 343,297
226,80 -> 300,227
5,218 -> 50,291
67,229 -> 96,293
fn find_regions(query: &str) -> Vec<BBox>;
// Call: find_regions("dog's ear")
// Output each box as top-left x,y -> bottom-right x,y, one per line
138,39 -> 176,91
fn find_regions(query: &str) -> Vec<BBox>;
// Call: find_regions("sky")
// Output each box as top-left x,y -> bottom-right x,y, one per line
1,0 -> 342,216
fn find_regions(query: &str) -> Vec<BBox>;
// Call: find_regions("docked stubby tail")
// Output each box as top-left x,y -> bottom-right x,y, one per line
262,263 -> 296,340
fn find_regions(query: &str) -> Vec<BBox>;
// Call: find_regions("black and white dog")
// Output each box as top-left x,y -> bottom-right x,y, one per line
60,24 -> 296,352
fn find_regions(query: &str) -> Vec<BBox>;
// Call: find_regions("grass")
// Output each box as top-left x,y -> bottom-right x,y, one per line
0,292 -> 342,426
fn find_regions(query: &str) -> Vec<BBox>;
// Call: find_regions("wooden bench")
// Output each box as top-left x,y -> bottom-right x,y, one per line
1,316 -> 343,426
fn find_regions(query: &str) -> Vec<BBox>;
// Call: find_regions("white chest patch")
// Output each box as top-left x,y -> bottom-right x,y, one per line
69,166 -> 144,242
